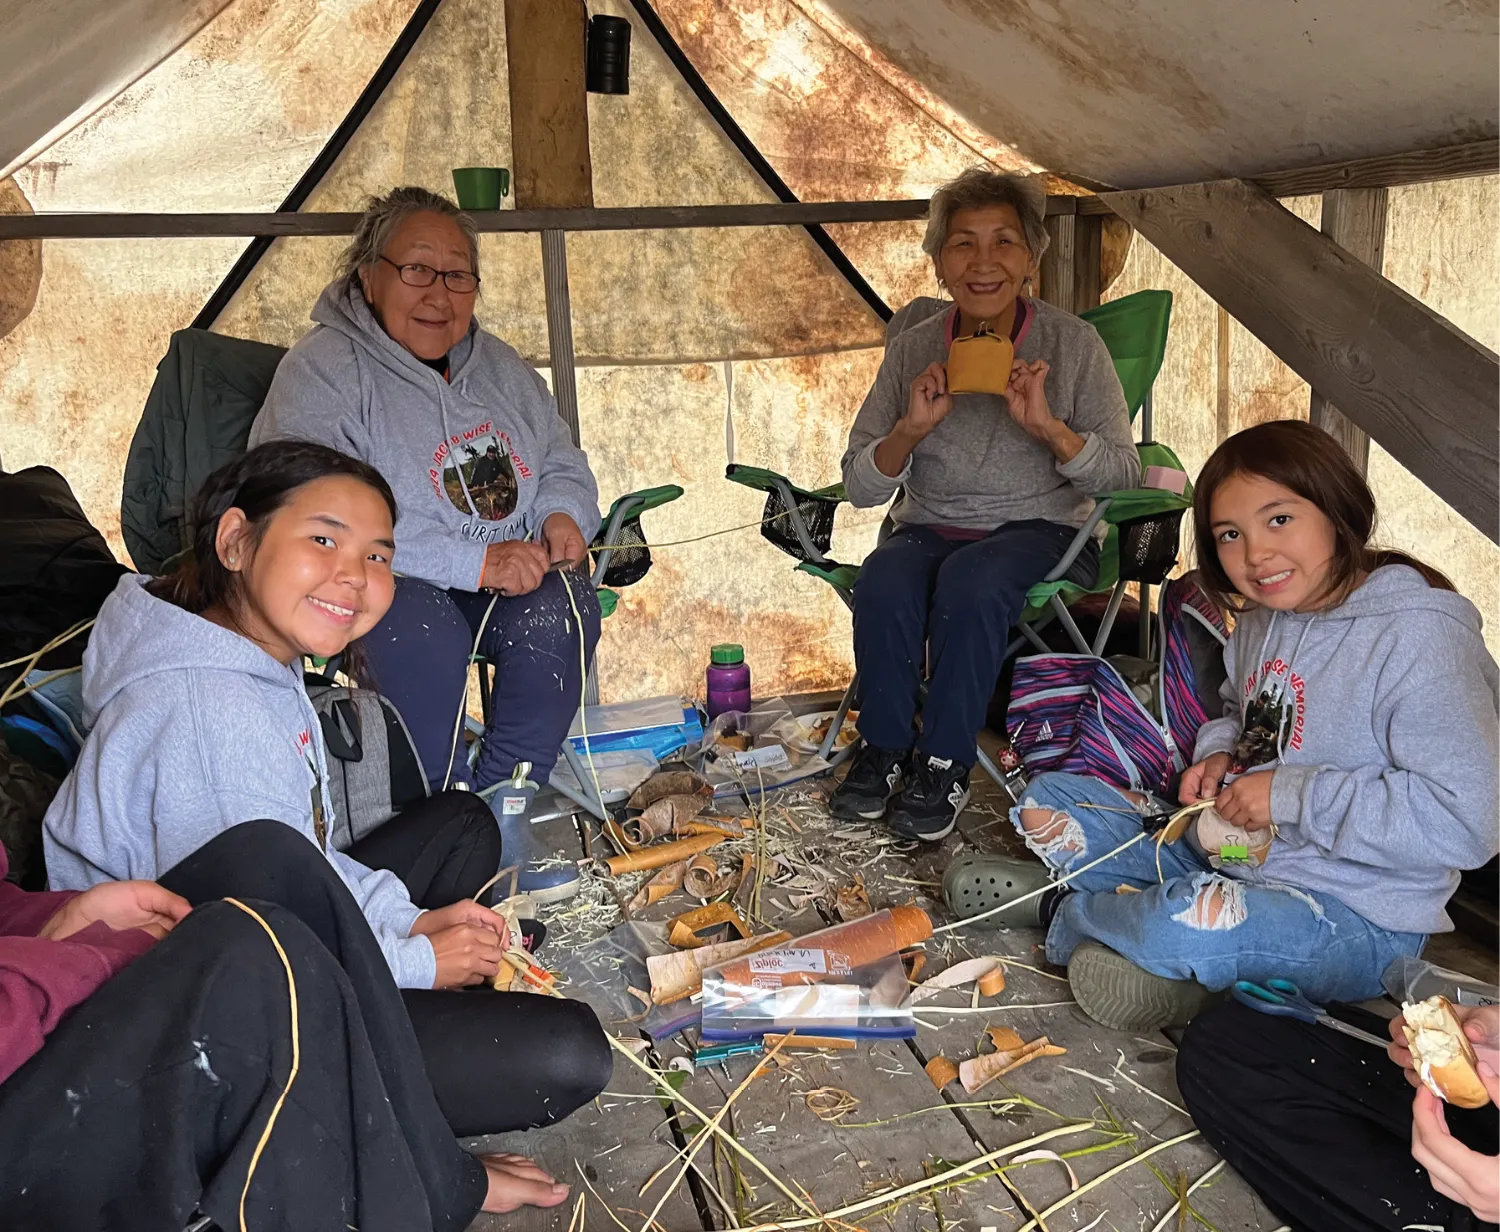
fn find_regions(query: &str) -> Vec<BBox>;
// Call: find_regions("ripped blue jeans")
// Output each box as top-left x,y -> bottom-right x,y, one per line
1012,772 -> 1425,1003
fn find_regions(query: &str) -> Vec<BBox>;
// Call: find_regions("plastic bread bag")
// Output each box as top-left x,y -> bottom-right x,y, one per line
699,908 -> 931,1042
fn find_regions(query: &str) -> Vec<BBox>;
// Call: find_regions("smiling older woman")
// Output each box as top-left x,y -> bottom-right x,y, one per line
250,186 -> 600,898
833,167 -> 1139,842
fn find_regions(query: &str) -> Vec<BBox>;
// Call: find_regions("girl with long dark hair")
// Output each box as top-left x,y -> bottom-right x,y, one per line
943,419 -> 1498,1031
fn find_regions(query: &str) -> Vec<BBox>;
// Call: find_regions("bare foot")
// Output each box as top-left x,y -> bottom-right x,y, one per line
480,1153 -> 570,1213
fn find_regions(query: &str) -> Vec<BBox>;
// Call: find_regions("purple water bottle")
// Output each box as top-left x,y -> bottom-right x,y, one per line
706,643 -> 752,720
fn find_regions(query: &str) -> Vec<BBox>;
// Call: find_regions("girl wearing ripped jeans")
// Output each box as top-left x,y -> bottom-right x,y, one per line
942,420 -> 1499,1032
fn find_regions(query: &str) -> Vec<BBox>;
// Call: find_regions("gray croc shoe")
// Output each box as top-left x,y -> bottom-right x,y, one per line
1066,941 -> 1214,1031
942,854 -> 1054,929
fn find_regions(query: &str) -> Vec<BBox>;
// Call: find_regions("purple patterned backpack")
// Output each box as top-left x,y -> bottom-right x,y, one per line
1006,576 -> 1229,797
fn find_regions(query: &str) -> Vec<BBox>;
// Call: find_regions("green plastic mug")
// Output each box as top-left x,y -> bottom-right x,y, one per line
451,167 -> 510,211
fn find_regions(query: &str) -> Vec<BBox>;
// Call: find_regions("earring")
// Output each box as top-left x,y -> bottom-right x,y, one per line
227,556 -> 238,565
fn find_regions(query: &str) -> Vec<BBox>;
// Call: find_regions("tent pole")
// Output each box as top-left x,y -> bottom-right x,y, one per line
189,0 -> 447,330
541,229 -> 580,447
627,0 -> 891,323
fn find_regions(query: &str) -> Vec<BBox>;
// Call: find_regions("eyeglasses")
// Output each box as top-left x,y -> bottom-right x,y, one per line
379,256 -> 480,294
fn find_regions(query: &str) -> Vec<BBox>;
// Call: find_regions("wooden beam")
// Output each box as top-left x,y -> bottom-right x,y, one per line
0,199 -> 938,240
10,136 -> 1491,238
1309,188 -> 1388,474
1078,138 -> 1500,214
1103,178 -> 1499,540
503,0 -> 592,210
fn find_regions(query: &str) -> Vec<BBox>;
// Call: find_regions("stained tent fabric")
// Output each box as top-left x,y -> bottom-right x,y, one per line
0,0 -> 1496,704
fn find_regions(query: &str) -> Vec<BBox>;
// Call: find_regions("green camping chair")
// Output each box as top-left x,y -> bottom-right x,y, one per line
472,483 -> 685,820
726,289 -> 1189,781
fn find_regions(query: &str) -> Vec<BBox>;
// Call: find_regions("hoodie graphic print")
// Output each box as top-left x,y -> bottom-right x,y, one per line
251,278 -> 600,592
42,575 -> 436,988
1191,565 -> 1500,936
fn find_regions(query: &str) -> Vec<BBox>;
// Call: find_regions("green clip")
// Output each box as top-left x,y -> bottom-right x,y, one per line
1219,843 -> 1249,863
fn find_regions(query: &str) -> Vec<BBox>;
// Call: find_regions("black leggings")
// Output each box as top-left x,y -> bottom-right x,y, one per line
0,824 -> 486,1232
1179,999 -> 1499,1232
191,794 -> 613,1138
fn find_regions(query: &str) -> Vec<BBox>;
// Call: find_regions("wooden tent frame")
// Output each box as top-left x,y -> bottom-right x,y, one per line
1,0 -> 1494,542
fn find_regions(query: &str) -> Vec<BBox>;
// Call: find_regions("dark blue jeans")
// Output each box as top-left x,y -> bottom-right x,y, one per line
852,519 -> 1097,766
362,570 -> 601,792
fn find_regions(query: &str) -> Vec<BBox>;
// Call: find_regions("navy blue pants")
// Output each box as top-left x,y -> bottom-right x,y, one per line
852,520 -> 1097,766
362,570 -> 601,793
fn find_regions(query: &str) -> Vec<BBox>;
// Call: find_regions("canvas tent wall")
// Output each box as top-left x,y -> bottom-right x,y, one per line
0,0 -> 1495,705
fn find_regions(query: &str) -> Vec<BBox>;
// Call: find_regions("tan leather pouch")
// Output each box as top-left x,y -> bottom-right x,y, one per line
946,325 -> 1015,395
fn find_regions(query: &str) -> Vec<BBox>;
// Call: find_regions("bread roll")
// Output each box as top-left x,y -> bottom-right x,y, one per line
1402,995 -> 1491,1110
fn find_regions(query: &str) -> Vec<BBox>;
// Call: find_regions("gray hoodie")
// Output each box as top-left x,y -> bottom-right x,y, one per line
42,574 -> 436,987
1193,565 -> 1499,935
250,278 -> 600,592
841,300 -> 1141,531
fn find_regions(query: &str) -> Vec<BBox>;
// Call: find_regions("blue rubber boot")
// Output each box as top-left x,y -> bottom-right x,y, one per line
488,762 -> 583,905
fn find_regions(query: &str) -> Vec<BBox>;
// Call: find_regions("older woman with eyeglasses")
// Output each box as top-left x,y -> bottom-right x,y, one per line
252,186 -> 600,900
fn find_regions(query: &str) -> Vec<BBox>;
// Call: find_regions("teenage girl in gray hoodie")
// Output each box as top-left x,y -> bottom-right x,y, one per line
944,420 -> 1498,1032
42,442 -> 608,1190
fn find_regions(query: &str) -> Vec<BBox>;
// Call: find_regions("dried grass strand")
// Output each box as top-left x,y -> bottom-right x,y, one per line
741,1121 -> 1101,1230
1014,1130 -> 1202,1232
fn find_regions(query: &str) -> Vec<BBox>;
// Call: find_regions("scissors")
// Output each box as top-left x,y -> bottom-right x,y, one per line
1231,978 -> 1389,1048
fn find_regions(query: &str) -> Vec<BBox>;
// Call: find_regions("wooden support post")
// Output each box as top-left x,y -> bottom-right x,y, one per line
503,0 -> 589,447
1072,213 -> 1102,313
1039,209 -> 1101,315
504,0 -> 597,702
1103,178 -> 1499,541
1039,212 -> 1077,313
1308,188 -> 1387,474
503,0 -> 593,212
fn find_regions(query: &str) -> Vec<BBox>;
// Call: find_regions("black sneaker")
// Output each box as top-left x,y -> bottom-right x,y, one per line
887,755 -> 970,841
829,743 -> 909,820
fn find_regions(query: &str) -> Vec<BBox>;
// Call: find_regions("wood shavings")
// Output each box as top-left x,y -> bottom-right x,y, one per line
908,956 -> 1007,1004
1115,883 -> 1143,894
629,771 -> 712,809
627,986 -> 653,1010
1060,1065 -> 1117,1092
925,1056 -> 960,1090
628,861 -> 687,914
620,810 -> 675,847
1010,1148 -> 1079,1191
636,793 -> 711,838
960,1036 -> 1067,1094
804,1086 -> 860,1122
738,1121 -> 1099,1231
904,951 -> 927,982
666,920 -> 707,949
1013,1130 -> 1200,1232
646,930 -> 792,1004
612,1036 -> 651,1056
677,817 -> 751,839
682,852 -> 739,900
978,966 -> 1007,997
492,948 -> 557,993
667,901 -> 749,948
604,833 -> 724,876
986,1026 -> 1026,1052
763,1033 -> 856,1051
834,872 -> 873,921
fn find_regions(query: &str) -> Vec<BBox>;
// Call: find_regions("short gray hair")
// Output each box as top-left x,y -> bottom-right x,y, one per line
339,186 -> 481,281
922,167 -> 1050,262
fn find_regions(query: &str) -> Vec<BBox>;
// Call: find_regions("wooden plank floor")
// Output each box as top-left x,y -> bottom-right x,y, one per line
460,735 -> 1496,1231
